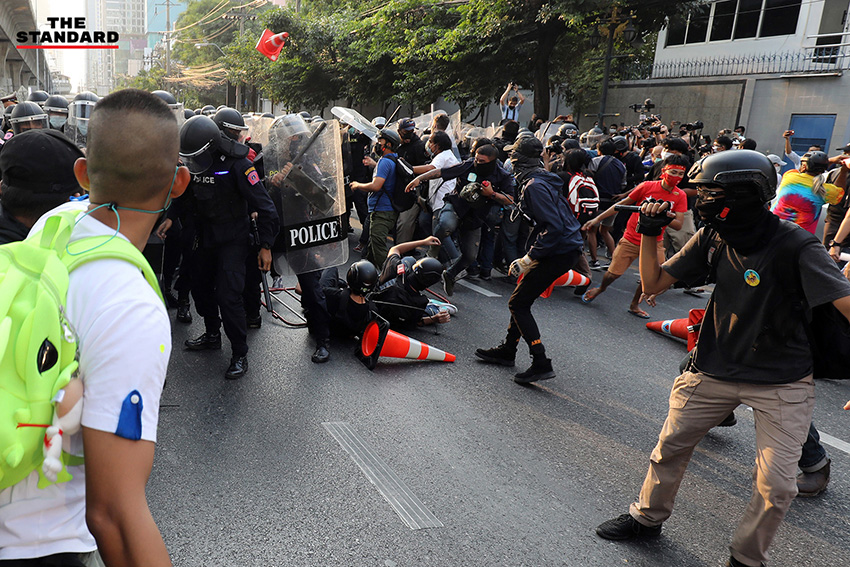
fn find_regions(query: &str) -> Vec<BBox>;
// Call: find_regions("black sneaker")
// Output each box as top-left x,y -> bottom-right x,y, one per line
475,343 -> 517,367
225,355 -> 248,379
716,412 -> 737,427
247,314 -> 262,329
726,556 -> 765,567
441,270 -> 455,297
479,270 -> 492,281
596,513 -> 662,541
796,460 -> 830,497
184,332 -> 221,351
514,357 -> 556,384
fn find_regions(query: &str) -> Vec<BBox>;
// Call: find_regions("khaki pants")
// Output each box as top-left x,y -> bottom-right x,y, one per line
630,371 -> 814,567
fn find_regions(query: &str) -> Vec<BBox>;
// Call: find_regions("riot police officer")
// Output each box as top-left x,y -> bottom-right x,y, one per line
179,115 -> 279,379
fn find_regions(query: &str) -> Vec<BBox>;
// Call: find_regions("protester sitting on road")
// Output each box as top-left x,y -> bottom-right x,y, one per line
581,154 -> 689,318
372,236 -> 453,329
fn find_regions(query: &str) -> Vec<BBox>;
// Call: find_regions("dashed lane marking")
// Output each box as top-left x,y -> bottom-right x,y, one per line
456,279 -> 501,297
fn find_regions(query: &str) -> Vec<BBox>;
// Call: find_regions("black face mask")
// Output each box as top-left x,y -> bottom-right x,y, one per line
474,160 -> 497,178
697,193 -> 776,254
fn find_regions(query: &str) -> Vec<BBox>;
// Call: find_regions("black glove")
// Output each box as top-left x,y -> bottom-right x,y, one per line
636,198 -> 674,236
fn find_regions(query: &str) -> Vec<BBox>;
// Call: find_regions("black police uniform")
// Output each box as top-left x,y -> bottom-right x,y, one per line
189,151 -> 279,358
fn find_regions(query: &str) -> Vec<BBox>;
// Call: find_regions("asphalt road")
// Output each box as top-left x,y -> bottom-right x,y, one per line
148,236 -> 850,567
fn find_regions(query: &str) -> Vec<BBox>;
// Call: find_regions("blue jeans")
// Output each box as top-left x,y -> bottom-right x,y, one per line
799,422 -> 829,471
429,204 -> 460,263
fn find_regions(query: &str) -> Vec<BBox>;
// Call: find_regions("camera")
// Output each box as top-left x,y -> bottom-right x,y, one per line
618,128 -> 631,136
545,138 -> 563,155
684,121 -> 704,131
641,137 -> 657,149
647,125 -> 661,134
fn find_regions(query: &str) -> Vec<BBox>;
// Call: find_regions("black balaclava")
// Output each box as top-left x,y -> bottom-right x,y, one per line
511,154 -> 542,186
696,189 -> 778,255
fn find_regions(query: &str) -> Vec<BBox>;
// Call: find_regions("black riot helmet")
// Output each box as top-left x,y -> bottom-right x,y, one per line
688,149 -> 776,203
406,257 -> 443,292
9,101 -> 49,135
43,95 -> 69,130
298,111 -> 312,122
27,90 -> 50,107
213,107 -> 248,140
557,123 -> 578,139
151,90 -> 177,105
71,91 -> 98,120
183,108 -> 195,120
346,260 -> 379,296
200,105 -> 216,116
377,128 -> 401,151
800,151 -> 830,176
3,105 -> 14,132
179,115 -> 222,174
610,135 -> 629,153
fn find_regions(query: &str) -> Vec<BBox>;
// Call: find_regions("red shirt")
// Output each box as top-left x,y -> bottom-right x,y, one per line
623,180 -> 688,245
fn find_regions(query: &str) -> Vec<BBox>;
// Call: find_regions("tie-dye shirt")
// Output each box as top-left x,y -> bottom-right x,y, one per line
770,170 -> 844,233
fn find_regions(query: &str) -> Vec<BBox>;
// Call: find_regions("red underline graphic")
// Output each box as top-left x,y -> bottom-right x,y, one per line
17,45 -> 119,49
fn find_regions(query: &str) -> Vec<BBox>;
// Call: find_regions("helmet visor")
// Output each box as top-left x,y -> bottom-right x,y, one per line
71,100 -> 96,120
179,141 -> 214,174
11,114 -> 49,135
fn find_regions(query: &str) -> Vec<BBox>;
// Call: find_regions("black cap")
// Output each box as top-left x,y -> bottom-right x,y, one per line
836,143 -> 850,153
505,135 -> 543,157
0,129 -> 83,194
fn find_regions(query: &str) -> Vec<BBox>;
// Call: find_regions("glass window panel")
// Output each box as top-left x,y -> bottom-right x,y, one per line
666,15 -> 687,45
760,0 -> 801,37
710,0 -> 737,41
686,5 -> 711,43
734,0 -> 762,39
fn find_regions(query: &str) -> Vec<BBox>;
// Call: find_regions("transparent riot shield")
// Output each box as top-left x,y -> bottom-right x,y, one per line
170,102 -> 185,128
265,114 -> 348,275
247,115 -> 275,147
66,100 -> 95,149
331,107 -> 379,141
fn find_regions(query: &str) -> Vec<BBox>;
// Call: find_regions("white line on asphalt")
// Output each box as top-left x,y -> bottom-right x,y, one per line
456,279 -> 501,297
322,421 -> 443,530
743,406 -> 850,455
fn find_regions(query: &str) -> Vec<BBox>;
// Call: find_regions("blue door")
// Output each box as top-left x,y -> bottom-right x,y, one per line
788,114 -> 836,154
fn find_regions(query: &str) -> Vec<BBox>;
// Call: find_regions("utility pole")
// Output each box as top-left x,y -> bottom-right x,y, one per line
155,0 -> 180,76
222,2 -> 257,111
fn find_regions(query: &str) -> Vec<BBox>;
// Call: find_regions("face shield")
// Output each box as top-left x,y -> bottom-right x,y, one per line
179,141 -> 215,174
66,100 -> 96,146
10,112 -> 49,135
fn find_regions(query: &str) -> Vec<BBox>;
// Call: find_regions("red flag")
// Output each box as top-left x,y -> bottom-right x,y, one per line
255,29 -> 288,61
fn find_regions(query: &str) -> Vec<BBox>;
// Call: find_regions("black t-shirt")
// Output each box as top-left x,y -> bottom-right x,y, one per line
324,286 -> 372,337
373,253 -> 428,329
663,222 -> 850,383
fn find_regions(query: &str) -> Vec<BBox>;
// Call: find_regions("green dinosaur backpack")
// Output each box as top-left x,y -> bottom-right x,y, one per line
0,210 -> 162,490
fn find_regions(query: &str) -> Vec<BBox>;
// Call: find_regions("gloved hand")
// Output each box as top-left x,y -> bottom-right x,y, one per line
509,254 -> 533,277
636,198 -> 674,236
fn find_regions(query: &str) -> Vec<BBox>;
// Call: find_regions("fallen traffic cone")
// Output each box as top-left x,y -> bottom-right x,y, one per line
517,270 -> 592,298
646,317 -> 689,342
686,308 -> 705,352
255,29 -> 289,61
357,319 -> 456,370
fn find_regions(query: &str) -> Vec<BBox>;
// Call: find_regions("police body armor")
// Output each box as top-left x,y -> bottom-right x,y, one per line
191,154 -> 250,226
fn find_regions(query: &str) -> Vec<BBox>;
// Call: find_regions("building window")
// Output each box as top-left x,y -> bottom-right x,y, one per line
665,0 -> 801,46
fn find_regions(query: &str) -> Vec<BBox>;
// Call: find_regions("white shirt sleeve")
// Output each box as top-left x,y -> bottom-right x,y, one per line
785,151 -> 801,170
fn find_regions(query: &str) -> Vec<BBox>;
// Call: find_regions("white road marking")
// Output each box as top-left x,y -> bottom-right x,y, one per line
456,279 -> 501,297
743,406 -> 850,455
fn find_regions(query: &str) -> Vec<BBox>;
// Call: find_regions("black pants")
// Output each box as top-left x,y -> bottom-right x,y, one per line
243,246 -> 262,318
173,218 -> 195,299
193,243 -> 249,357
297,270 -> 330,342
505,250 -> 580,352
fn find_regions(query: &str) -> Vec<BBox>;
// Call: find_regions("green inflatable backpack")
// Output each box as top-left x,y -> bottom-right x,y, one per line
0,210 -> 162,490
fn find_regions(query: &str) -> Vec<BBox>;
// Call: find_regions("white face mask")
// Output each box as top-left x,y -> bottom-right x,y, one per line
660,151 -> 674,161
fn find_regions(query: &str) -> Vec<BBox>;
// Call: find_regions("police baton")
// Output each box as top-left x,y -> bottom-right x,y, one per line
277,120 -> 328,184
251,216 -> 274,313
615,203 -> 675,216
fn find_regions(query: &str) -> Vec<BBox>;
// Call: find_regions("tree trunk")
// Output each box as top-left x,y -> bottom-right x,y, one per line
533,21 -> 565,120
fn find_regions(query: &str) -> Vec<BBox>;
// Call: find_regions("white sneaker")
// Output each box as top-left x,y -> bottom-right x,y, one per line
429,299 -> 458,316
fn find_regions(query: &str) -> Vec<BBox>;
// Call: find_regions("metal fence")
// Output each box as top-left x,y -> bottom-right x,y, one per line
617,47 -> 850,80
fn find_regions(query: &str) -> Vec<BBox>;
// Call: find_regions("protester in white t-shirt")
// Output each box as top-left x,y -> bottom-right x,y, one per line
409,131 -> 460,259
0,89 -> 190,567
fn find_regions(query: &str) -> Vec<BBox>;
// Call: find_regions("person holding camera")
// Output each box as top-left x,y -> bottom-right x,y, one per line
499,82 -> 525,123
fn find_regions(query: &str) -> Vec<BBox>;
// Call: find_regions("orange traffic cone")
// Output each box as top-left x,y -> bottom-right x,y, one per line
357,320 -> 456,370
516,270 -> 592,298
255,29 -> 289,61
686,308 -> 705,352
646,317 -> 689,342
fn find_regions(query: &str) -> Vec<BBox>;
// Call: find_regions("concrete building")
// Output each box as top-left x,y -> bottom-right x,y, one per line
606,0 -> 850,156
0,0 -> 53,97
84,0 -> 146,94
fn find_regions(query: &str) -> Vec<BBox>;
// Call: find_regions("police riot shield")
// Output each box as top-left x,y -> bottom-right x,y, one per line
331,106 -> 379,141
65,100 -> 95,149
170,102 -> 185,128
265,114 -> 348,275
535,122 -> 558,141
246,115 -> 275,147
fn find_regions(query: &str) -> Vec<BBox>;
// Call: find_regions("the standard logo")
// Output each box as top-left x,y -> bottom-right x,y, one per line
16,18 -> 119,49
